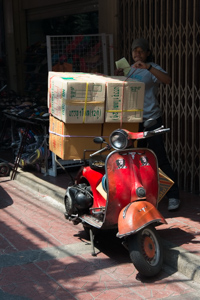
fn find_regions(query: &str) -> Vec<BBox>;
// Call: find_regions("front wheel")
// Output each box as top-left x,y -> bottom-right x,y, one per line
128,225 -> 163,277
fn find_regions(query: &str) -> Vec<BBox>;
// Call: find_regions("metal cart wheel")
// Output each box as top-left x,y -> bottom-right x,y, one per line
0,162 -> 11,177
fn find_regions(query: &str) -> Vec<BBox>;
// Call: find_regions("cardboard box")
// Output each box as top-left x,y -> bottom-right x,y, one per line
48,72 -> 145,124
48,72 -> 106,124
105,76 -> 145,123
49,115 -> 102,160
47,72 -> 83,107
158,168 -> 174,202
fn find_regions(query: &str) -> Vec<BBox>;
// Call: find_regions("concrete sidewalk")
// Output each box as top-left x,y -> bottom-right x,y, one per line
13,168 -> 200,284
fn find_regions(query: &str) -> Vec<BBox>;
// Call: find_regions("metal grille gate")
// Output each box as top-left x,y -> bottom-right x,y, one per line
46,34 -> 114,76
119,0 -> 200,194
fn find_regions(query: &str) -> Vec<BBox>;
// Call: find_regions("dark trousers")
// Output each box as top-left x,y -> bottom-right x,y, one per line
137,117 -> 179,199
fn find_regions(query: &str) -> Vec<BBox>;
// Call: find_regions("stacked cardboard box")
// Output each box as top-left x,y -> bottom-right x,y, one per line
48,72 -> 106,124
103,76 -> 144,123
48,72 -> 144,160
49,115 -> 102,160
48,72 -> 145,124
49,115 -> 139,160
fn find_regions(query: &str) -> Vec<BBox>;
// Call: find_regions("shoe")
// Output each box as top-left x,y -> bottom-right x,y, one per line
168,198 -> 180,211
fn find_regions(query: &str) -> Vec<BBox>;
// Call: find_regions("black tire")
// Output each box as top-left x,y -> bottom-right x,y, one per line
0,163 -> 10,177
128,225 -> 163,277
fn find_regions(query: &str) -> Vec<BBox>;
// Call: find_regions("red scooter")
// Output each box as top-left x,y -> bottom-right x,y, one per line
64,120 -> 170,277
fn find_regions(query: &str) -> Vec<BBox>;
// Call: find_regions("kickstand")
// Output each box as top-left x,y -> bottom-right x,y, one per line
89,229 -> 96,256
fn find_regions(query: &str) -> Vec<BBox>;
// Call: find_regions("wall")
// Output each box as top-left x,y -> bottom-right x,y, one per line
98,0 -> 119,62
22,0 -> 98,21
3,0 -> 19,92
3,0 -> 100,94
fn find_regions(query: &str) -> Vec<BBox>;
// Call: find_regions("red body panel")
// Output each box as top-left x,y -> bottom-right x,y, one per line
78,166 -> 106,209
103,149 -> 159,226
77,148 -> 161,230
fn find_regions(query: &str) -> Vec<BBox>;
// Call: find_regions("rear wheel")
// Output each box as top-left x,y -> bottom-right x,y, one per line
128,225 -> 163,277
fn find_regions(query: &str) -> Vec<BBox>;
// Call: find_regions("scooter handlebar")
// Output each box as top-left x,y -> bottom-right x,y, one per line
143,127 -> 170,138
89,126 -> 170,156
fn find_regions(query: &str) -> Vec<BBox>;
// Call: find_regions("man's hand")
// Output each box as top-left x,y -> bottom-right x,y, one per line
114,68 -> 124,76
133,61 -> 149,69
133,61 -> 171,84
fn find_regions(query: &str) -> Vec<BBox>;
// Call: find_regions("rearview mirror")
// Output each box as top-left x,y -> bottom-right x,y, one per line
93,137 -> 105,144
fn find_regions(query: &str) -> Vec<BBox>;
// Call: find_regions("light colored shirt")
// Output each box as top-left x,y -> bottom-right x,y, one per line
127,62 -> 166,121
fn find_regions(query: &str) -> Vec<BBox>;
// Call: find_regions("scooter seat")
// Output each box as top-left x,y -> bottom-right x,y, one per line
89,155 -> 106,170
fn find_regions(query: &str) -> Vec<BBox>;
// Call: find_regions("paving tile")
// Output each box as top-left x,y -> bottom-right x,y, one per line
0,176 -> 200,299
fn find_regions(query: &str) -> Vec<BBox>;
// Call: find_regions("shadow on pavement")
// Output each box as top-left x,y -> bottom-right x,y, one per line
76,227 -> 178,282
0,185 -> 13,208
0,290 -> 30,300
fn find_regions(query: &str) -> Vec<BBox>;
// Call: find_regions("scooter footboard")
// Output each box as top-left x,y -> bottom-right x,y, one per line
117,201 -> 167,238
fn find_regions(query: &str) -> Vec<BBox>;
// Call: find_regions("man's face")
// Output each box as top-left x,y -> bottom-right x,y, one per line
132,47 -> 149,62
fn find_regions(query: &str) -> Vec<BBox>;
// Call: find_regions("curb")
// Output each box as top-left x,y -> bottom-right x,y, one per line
14,170 -> 65,205
163,240 -> 200,283
13,170 -> 200,283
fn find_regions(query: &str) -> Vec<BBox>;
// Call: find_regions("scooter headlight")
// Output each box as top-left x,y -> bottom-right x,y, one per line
109,129 -> 129,150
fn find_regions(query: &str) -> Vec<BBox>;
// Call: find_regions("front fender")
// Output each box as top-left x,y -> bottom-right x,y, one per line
117,201 -> 167,238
